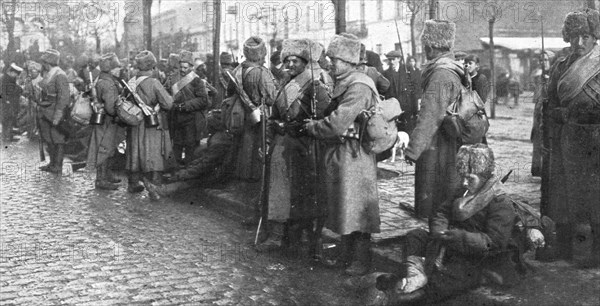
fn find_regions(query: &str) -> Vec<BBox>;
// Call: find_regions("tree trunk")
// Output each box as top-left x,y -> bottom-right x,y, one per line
410,14 -> 416,57
489,19 -> 496,119
213,0 -> 221,90
428,0 -> 438,19
587,0 -> 596,9
3,0 -> 18,67
143,0 -> 153,51
334,0 -> 346,34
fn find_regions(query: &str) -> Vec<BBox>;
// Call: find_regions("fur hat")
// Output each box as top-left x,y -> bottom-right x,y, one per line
27,61 -> 42,72
421,20 -> 456,49
562,9 -> 600,42
454,51 -> 467,60
326,34 -> 361,64
281,39 -> 311,63
366,50 -> 382,68
179,50 -> 194,65
456,144 -> 495,179
220,52 -> 233,65
99,53 -> 120,72
243,36 -> 267,62
135,50 -> 157,71
40,49 -> 60,66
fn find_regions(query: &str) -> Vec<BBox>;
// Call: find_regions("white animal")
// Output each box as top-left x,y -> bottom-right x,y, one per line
389,131 -> 410,163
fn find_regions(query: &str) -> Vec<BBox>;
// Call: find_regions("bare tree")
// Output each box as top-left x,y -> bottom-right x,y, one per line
406,0 -> 425,57
143,0 -> 153,51
1,0 -> 18,65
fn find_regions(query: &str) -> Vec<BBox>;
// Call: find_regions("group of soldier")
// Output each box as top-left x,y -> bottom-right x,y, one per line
1,6 -> 599,304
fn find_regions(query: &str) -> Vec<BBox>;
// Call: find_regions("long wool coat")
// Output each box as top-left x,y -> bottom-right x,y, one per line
227,61 -> 277,181
545,47 -> 600,224
166,72 -> 209,146
405,53 -> 463,219
305,70 -> 380,235
87,72 -> 125,167
125,71 -> 174,173
267,68 -> 331,221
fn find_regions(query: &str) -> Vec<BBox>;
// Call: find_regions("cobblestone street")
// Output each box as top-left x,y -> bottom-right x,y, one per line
1,93 -> 599,305
0,141 -> 359,305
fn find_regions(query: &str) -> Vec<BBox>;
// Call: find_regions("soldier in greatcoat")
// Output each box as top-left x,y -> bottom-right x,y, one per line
264,38 -> 331,256
86,53 -> 126,190
125,50 -> 174,194
303,34 -> 380,276
1,63 -> 23,142
538,9 -> 600,267
404,20 -> 463,219
166,50 -> 210,166
36,49 -> 71,173
226,36 -> 277,182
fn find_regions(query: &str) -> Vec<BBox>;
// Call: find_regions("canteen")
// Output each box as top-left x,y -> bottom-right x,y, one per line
89,111 -> 106,125
145,112 -> 160,128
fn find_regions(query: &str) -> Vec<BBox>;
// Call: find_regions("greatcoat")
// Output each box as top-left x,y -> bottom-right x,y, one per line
405,53 -> 462,219
545,45 -> 600,224
86,72 -> 126,167
305,70 -> 380,235
125,71 -> 174,173
38,66 -> 70,144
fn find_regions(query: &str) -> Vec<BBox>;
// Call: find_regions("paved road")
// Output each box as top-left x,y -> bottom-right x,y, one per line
0,141 -> 359,305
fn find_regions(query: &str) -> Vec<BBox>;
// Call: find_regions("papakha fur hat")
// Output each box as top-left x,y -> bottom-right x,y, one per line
456,144 -> 495,179
27,60 -> 42,72
326,34 -> 361,64
243,36 -> 267,62
220,52 -> 233,65
281,39 -> 311,63
99,53 -> 120,72
135,50 -> 157,71
562,8 -> 600,42
421,20 -> 456,50
179,50 -> 194,65
40,49 -> 61,66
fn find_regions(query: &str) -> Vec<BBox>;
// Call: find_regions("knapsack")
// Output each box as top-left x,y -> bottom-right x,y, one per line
442,72 -> 489,144
356,85 -> 403,154
221,67 -> 259,135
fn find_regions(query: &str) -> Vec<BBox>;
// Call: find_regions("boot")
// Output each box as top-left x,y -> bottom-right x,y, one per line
578,223 -> 600,268
127,172 -> 145,193
556,223 -> 574,261
48,144 -> 64,174
105,168 -> 121,183
321,233 -> 356,268
151,171 -> 163,185
173,144 -> 184,166
184,145 -> 197,164
345,233 -> 372,276
39,144 -> 56,171
95,164 -> 119,190
535,216 -> 558,262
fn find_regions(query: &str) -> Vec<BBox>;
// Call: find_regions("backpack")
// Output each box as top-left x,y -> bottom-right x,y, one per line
356,84 -> 403,154
70,93 -> 92,125
116,76 -> 149,126
442,72 -> 489,144
221,67 -> 259,134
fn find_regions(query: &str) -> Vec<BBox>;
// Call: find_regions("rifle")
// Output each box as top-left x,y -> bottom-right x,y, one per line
539,16 -> 550,216
35,105 -> 45,162
255,70 -> 269,245
393,19 -> 409,76
119,79 -> 157,117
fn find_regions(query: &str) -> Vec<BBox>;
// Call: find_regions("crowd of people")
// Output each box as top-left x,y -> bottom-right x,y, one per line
1,8 -> 599,305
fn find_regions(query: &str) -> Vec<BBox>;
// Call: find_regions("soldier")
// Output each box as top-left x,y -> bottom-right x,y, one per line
1,63 -> 23,142
86,53 -> 125,190
303,34 -> 380,276
263,39 -> 331,256
126,50 -> 174,194
37,49 -> 71,173
404,20 -> 463,218
21,61 -> 43,138
357,43 -> 389,95
166,50 -> 210,166
227,36 -> 277,182
539,8 -> 600,267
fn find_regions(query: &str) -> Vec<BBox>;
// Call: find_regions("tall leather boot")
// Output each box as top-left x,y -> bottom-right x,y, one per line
556,223 -> 574,261
184,145 -> 197,165
173,144 -> 184,166
579,223 -> 600,268
48,144 -> 64,174
95,163 -> 119,190
127,172 -> 144,193
345,232 -> 372,276
39,144 -> 56,171
104,157 -> 121,183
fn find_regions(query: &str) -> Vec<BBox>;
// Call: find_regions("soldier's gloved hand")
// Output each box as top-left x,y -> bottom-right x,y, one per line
434,229 -> 464,243
285,121 -> 307,137
258,143 -> 271,162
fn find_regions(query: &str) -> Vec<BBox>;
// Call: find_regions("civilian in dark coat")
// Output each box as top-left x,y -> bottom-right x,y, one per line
465,54 -> 489,103
383,50 -> 418,134
1,63 -> 23,142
